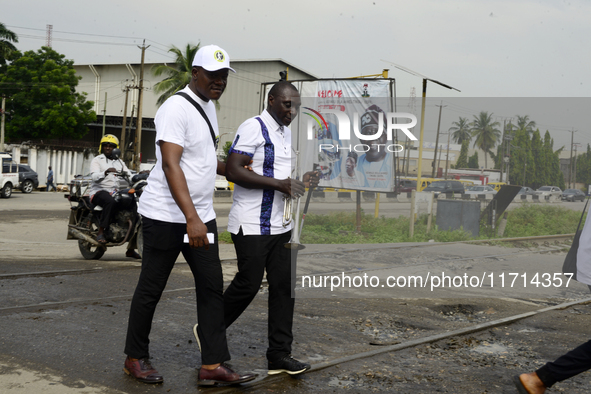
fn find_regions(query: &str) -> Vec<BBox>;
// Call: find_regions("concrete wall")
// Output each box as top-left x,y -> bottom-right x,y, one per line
5,145 -> 94,188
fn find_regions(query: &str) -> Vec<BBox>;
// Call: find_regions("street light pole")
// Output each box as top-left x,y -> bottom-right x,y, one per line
444,131 -> 451,179
379,61 -> 460,191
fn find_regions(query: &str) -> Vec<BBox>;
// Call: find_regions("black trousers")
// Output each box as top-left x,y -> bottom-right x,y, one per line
223,229 -> 295,362
92,190 -> 116,229
536,339 -> 591,388
124,217 -> 230,365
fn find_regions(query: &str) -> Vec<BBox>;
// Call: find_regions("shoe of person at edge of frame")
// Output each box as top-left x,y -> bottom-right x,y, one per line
267,354 -> 311,375
198,363 -> 257,386
123,356 -> 163,384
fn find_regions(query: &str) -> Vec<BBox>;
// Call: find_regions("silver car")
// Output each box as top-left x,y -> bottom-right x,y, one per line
535,186 -> 562,198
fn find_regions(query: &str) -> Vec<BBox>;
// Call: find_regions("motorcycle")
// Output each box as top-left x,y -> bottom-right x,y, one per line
65,150 -> 148,260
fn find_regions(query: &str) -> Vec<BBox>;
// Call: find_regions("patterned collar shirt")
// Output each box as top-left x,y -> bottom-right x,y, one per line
227,109 -> 294,235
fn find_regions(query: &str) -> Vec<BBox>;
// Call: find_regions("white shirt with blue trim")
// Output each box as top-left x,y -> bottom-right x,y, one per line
227,109 -> 293,236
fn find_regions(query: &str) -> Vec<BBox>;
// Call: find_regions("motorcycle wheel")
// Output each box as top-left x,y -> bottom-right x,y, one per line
78,214 -> 106,260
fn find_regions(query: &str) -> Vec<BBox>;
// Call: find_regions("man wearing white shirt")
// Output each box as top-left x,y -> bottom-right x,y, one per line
224,81 -> 318,375
123,45 -> 255,387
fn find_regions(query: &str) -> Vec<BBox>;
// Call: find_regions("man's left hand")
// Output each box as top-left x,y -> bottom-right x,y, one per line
303,171 -> 320,189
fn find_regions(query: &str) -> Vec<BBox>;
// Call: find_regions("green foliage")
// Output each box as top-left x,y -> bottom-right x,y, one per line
468,151 -> 479,168
0,46 -> 96,141
471,111 -> 501,169
515,115 -> 536,135
455,140 -> 469,168
300,212 -> 474,244
502,204 -> 583,238
218,230 -> 233,244
219,141 -> 233,163
575,144 -> 591,191
218,204 -> 583,245
0,22 -> 18,67
449,116 -> 471,145
152,43 -> 200,107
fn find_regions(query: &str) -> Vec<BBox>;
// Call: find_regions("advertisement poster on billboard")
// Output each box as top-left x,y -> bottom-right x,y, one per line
296,79 -> 400,193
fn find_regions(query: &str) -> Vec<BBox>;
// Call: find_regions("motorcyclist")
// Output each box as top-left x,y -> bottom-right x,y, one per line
89,134 -> 140,259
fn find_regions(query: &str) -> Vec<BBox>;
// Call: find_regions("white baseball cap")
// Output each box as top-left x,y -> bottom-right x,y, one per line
192,45 -> 236,73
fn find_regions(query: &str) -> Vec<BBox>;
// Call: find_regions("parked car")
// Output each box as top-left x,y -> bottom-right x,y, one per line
487,182 -> 507,192
2,163 -> 39,193
17,164 -> 39,193
422,180 -> 465,196
464,185 -> 497,195
0,167 -> 19,198
517,186 -> 536,195
535,186 -> 562,198
562,189 -> 586,202
396,179 -> 417,193
215,175 -> 230,190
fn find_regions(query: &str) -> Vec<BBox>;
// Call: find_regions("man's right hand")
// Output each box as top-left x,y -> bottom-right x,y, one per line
104,167 -> 118,176
186,218 -> 209,250
279,178 -> 305,198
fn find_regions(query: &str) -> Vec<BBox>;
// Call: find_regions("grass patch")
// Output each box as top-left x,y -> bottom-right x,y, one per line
218,231 -> 233,244
502,204 -> 584,237
217,204 -> 584,245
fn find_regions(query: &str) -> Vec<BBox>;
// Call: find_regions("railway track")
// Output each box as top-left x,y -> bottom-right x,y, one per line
212,296 -> 591,393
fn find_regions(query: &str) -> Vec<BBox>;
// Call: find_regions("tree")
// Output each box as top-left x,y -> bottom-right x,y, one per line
219,141 -> 232,162
576,144 -> 591,190
448,116 -> 471,145
471,111 -> 501,169
0,22 -> 18,66
468,151 -> 479,169
152,43 -> 200,107
515,115 -> 536,135
0,46 -> 96,141
454,140 -> 469,168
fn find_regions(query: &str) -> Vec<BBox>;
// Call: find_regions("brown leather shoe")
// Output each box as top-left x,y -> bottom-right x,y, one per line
198,363 -> 257,386
123,356 -> 163,384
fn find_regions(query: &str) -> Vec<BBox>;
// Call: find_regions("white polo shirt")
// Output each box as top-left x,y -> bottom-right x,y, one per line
227,110 -> 293,235
138,86 -> 218,224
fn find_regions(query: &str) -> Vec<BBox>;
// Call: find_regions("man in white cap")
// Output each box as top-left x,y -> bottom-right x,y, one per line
123,45 -> 255,387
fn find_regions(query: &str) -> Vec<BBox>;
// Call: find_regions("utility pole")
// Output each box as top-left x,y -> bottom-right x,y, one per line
504,134 -> 513,185
500,119 -> 506,182
133,40 -> 150,172
573,143 -> 581,187
101,92 -> 107,137
444,130 -> 451,179
0,95 -> 5,152
431,102 -> 446,178
120,85 -> 131,165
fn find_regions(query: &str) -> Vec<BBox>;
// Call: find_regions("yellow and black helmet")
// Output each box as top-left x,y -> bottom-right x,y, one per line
99,134 -> 119,153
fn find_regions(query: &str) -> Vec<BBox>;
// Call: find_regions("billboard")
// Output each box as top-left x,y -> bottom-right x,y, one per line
294,79 -> 402,192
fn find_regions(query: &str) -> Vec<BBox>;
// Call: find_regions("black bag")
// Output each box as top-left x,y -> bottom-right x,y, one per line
174,92 -> 219,150
562,198 -> 590,280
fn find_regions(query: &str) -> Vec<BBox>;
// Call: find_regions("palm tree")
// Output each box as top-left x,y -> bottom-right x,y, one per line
448,116 -> 471,145
152,43 -> 200,106
0,22 -> 19,66
471,111 -> 501,169
515,115 -> 536,135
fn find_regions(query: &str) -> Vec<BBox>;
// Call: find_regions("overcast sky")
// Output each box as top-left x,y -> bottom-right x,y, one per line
4,0 -> 591,147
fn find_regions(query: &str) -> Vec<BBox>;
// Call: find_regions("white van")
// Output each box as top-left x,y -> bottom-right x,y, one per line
0,153 -> 18,198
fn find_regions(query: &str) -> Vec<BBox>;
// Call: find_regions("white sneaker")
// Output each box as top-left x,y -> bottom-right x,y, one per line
193,323 -> 202,352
